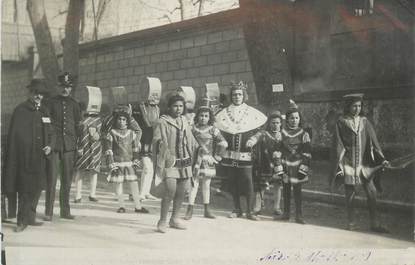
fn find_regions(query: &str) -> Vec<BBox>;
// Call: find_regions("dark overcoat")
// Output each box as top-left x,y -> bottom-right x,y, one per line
4,100 -> 55,193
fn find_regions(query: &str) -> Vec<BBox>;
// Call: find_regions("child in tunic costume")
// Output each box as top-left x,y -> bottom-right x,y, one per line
153,94 -> 198,233
281,100 -> 311,224
246,111 -> 284,217
104,108 -> 148,214
184,105 -> 227,220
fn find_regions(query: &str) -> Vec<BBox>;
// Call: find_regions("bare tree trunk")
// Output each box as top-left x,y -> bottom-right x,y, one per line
178,0 -> 185,20
27,0 -> 60,94
197,0 -> 205,16
63,0 -> 84,94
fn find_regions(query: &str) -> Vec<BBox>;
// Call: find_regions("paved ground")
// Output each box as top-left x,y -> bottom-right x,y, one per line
1,182 -> 414,265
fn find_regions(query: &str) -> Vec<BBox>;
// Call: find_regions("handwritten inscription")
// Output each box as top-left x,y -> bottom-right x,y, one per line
259,249 -> 373,263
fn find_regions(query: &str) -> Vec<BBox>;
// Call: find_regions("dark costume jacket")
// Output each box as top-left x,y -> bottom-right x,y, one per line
333,115 -> 385,187
281,127 -> 312,183
215,103 -> 267,168
47,95 -> 82,152
4,100 -> 55,193
249,130 -> 284,190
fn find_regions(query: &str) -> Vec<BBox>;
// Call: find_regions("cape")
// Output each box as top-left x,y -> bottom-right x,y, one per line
214,103 -> 267,134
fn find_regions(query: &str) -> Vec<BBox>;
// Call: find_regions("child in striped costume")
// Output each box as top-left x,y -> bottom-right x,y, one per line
73,109 -> 102,203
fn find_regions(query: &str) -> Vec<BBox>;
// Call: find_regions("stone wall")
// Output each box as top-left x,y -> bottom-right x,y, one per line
76,9 -> 256,112
1,61 -> 32,136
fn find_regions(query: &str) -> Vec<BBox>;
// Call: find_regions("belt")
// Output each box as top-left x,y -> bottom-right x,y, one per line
174,157 -> 192,168
222,151 -> 252,162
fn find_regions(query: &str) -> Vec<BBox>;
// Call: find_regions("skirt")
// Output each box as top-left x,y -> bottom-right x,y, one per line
107,161 -> 139,183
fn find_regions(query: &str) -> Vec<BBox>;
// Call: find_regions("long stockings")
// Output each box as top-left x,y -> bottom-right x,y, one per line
159,178 -> 187,222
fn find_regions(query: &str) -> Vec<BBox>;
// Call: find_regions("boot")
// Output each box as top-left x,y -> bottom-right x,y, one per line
184,205 -> 193,220
294,184 -> 305,224
204,204 -> 216,219
281,184 -> 291,221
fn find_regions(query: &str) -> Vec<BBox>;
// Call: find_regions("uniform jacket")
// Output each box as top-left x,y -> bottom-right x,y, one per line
152,115 -> 198,179
4,100 -> 55,193
333,115 -> 385,186
47,95 -> 82,152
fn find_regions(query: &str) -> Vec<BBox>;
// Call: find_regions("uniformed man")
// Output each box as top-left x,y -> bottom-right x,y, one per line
44,72 -> 82,221
4,79 -> 54,232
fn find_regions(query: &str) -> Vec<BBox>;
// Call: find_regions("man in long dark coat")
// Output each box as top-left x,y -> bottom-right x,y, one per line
44,72 -> 82,221
4,79 -> 54,232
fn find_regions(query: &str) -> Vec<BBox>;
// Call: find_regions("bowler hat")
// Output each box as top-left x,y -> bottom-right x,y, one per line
26,79 -> 48,95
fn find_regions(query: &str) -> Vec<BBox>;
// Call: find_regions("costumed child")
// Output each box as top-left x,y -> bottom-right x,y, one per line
73,86 -> 102,203
153,94 -> 198,233
184,99 -> 228,220
332,93 -> 389,232
104,107 -> 149,214
246,111 -> 284,218
281,100 -> 311,224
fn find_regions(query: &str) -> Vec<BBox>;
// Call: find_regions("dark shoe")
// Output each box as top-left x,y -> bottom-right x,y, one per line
88,196 -> 99,202
14,224 -> 28,233
29,220 -> 44,226
371,225 -> 389,233
74,198 -> 82,203
43,215 -> 53,222
169,219 -> 187,230
116,207 -> 126,213
280,213 -> 290,221
157,220 -> 167,233
204,205 -> 216,219
247,214 -> 260,221
61,214 -> 75,220
134,207 -> 149,213
184,205 -> 193,220
295,217 -> 306,224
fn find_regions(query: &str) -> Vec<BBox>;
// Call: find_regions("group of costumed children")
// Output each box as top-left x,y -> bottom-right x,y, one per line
73,86 -> 311,233
152,92 -> 310,233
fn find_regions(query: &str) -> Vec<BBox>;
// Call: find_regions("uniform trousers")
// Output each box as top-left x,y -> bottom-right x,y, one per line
45,151 -> 75,217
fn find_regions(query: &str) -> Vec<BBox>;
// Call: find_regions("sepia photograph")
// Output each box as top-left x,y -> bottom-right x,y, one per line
1,0 -> 414,264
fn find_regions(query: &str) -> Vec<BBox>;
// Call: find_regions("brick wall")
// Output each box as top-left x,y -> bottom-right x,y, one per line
77,9 -> 256,112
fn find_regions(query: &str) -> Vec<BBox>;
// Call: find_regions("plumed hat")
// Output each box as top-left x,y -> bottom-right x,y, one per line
286,99 -> 299,116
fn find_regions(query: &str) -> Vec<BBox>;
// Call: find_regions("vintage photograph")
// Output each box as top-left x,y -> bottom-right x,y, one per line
1,0 -> 414,264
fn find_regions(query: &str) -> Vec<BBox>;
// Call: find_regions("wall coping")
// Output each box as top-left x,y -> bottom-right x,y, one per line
79,8 -> 243,52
